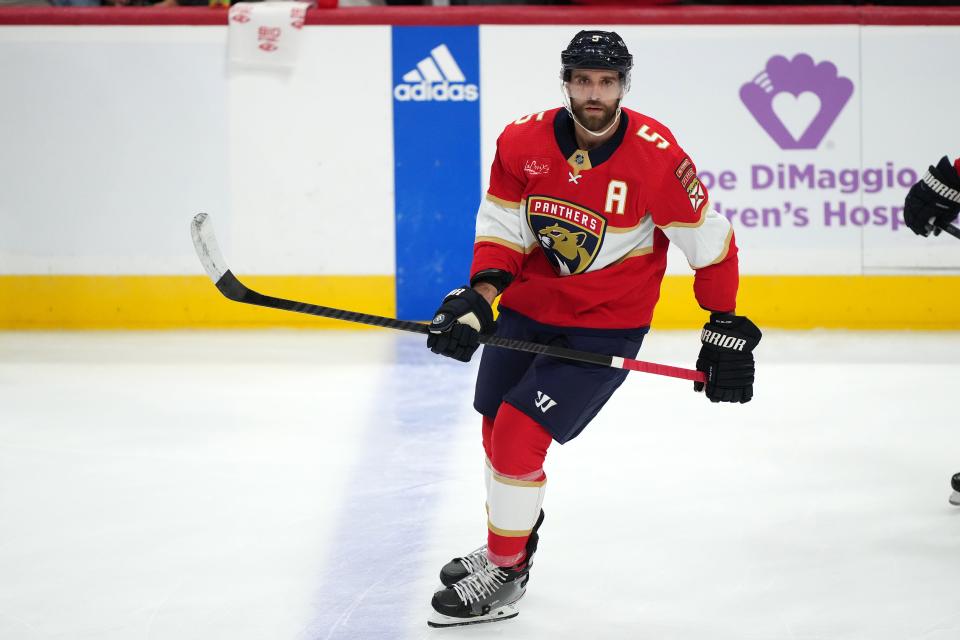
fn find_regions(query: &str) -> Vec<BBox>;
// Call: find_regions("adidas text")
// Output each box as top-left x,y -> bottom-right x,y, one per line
394,44 -> 479,103
394,82 -> 479,102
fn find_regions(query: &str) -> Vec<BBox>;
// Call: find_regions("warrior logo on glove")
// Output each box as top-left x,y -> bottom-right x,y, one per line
694,313 -> 762,404
903,156 -> 960,237
700,329 -> 748,352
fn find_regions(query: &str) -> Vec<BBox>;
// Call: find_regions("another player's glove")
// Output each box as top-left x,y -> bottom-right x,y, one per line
903,156 -> 960,237
694,313 -> 762,404
427,286 -> 495,363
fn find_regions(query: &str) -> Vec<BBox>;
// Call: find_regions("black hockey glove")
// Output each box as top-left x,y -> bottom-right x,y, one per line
904,156 -> 960,237
694,313 -> 762,404
427,286 -> 495,363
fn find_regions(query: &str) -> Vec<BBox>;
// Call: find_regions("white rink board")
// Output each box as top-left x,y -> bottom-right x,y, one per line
227,25 -> 394,277
860,27 -> 960,271
0,27 -> 230,275
0,26 -> 395,276
1,24 -> 959,277
480,25 -> 960,275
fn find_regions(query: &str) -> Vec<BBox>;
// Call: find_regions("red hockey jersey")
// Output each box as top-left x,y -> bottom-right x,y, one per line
470,106 -> 738,330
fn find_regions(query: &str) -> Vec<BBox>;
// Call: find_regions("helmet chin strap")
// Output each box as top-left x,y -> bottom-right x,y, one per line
572,107 -> 621,138
561,85 -> 622,138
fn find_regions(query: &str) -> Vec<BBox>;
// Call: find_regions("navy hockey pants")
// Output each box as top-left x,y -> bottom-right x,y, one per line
474,307 -> 647,444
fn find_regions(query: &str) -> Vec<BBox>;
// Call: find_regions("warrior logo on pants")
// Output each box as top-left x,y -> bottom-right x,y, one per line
534,391 -> 558,412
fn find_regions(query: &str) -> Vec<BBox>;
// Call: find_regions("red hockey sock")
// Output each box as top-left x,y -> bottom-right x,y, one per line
481,414 -> 494,461
486,402 -> 552,566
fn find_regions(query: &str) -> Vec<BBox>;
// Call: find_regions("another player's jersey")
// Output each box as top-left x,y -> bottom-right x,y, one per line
470,107 -> 739,330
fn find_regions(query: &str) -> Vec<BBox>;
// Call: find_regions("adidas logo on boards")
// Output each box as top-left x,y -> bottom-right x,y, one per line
394,44 -> 479,102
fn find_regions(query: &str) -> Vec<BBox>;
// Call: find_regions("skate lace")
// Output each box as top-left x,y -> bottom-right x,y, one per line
457,546 -> 488,574
452,563 -> 507,605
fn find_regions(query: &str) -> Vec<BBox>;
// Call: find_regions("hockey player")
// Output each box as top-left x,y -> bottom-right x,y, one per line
902,155 -> 960,506
425,31 -> 761,627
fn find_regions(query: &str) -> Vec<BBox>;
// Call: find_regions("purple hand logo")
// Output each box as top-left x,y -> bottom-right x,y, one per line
740,54 -> 854,150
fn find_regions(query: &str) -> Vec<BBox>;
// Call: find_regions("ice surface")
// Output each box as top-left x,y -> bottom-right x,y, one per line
1,330 -> 959,640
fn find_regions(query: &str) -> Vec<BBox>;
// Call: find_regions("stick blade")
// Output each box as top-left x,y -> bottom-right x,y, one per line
191,212 -> 227,283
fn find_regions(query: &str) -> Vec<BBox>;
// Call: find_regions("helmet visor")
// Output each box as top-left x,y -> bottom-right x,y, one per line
563,72 -> 625,102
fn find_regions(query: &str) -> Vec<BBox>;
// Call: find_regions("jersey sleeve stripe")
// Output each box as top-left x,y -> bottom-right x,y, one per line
607,219 -> 646,234
662,208 -> 733,269
476,197 -> 525,249
610,245 -> 655,265
654,202 -> 708,229
475,236 -> 526,254
485,193 -> 522,209
705,226 -> 734,267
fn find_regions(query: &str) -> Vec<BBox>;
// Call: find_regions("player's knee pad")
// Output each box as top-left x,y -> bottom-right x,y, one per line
490,402 -> 552,478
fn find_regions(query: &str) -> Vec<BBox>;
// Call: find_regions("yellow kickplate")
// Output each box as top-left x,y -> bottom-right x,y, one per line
0,275 -> 395,329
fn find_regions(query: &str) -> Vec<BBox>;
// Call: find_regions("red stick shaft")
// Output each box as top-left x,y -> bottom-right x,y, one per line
619,357 -> 706,383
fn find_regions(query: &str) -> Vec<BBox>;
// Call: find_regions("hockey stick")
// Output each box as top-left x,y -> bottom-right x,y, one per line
190,213 -> 706,383
936,222 -> 960,240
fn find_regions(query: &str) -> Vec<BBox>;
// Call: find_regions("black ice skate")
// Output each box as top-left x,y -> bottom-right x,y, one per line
439,546 -> 488,588
438,510 -> 544,587
950,472 -> 960,506
427,558 -> 530,628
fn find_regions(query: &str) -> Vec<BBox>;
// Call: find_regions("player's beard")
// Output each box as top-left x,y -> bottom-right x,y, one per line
571,98 -> 618,133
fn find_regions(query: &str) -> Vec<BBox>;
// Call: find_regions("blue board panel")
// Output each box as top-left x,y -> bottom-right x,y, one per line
392,26 -> 482,320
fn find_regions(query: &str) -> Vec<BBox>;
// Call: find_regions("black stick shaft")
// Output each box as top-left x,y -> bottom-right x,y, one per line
192,211 -> 703,381
216,271 -> 613,367
939,222 -> 960,240
218,271 -> 432,334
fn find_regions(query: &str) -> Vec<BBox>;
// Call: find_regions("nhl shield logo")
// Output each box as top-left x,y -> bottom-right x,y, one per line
527,196 -> 606,276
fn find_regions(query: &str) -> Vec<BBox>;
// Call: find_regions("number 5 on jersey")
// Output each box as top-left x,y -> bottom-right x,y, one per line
637,124 -> 670,150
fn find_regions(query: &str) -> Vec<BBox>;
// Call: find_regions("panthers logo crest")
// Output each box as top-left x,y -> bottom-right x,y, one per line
527,196 -> 605,276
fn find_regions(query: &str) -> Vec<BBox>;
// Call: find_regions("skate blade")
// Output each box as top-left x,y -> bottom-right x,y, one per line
427,604 -> 519,628
950,491 -> 960,506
